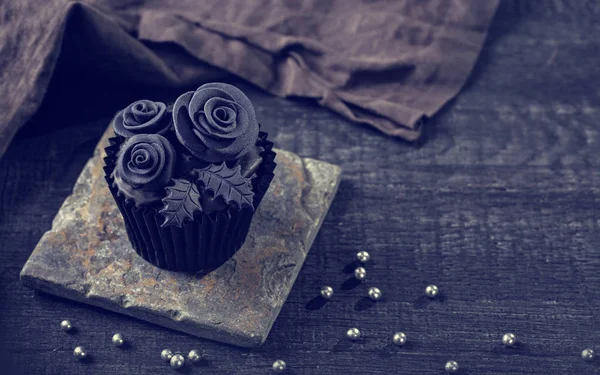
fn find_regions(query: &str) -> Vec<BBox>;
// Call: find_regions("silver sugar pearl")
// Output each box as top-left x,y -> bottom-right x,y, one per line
161,349 -> 174,362
272,359 -> 287,373
368,287 -> 382,301
188,349 -> 202,363
356,251 -> 370,263
346,328 -> 361,341
73,346 -> 87,360
425,285 -> 439,298
445,360 -> 459,373
354,267 -> 367,281
112,333 -> 125,347
320,286 -> 334,300
502,333 -> 517,347
392,332 -> 407,346
170,354 -> 185,369
582,348 -> 595,361
60,320 -> 73,332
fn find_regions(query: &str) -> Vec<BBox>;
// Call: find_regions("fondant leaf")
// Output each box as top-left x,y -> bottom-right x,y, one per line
159,178 -> 202,227
195,163 -> 254,209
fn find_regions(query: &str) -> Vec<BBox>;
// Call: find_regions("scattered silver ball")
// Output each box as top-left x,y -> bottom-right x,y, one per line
112,333 -> 125,347
170,354 -> 185,369
445,360 -> 459,373
354,267 -> 367,281
161,349 -> 174,362
392,332 -> 407,346
425,285 -> 439,298
272,359 -> 287,373
502,333 -> 517,347
367,287 -> 382,301
320,286 -> 334,300
346,328 -> 361,341
356,251 -> 370,263
73,346 -> 87,360
188,349 -> 202,364
60,320 -> 73,332
582,348 -> 595,361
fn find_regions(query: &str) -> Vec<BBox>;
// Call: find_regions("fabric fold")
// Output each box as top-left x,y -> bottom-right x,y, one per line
0,0 -> 499,158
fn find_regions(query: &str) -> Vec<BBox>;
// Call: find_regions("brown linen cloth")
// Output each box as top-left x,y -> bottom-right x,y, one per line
0,0 -> 498,158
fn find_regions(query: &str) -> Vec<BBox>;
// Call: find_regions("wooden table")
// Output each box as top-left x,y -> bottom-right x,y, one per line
1,1 -> 598,374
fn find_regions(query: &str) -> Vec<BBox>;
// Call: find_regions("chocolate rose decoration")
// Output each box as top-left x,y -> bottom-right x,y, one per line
113,100 -> 170,138
113,134 -> 176,204
173,83 -> 259,162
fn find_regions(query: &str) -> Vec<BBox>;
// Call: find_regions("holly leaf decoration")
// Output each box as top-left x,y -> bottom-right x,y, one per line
195,163 -> 254,210
159,178 -> 203,227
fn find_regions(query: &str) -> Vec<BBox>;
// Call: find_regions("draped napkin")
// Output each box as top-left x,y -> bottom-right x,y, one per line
0,0 -> 499,158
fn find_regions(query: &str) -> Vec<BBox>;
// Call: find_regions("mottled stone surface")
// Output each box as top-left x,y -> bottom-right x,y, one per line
20,128 -> 341,348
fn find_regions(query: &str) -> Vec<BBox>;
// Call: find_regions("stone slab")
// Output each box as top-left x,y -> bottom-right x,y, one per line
20,127 -> 342,348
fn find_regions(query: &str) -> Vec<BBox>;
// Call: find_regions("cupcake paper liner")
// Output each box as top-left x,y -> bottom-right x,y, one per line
103,131 -> 276,272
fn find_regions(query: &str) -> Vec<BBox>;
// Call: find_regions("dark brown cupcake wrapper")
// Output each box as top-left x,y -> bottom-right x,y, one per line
103,131 -> 276,272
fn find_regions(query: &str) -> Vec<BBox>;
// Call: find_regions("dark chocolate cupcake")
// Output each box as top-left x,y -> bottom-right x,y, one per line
103,83 -> 276,272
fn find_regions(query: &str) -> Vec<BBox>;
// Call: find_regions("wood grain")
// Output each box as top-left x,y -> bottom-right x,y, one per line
1,1 -> 600,374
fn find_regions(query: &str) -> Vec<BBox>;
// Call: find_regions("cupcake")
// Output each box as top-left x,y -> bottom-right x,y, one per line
103,83 -> 276,272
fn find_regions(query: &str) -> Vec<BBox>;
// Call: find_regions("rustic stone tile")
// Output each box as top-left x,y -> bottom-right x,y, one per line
20,127 -> 341,347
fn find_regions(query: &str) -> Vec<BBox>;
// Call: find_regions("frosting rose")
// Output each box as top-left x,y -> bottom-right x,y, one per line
173,82 -> 259,162
113,134 -> 176,204
113,100 -> 170,138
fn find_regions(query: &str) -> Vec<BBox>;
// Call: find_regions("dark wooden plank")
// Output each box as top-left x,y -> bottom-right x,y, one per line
1,1 -> 600,374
